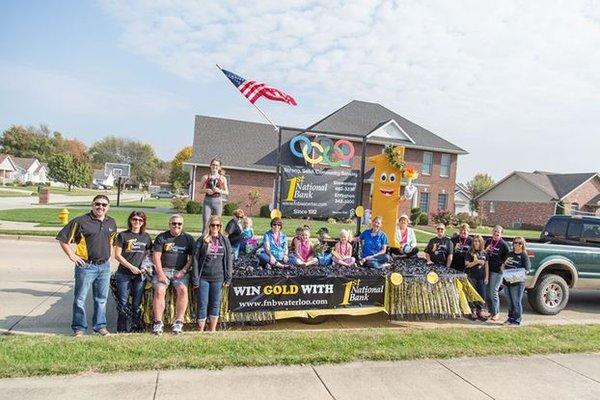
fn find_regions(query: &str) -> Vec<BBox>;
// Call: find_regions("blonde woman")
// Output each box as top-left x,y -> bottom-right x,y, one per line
501,236 -> 531,326
464,235 -> 489,320
191,215 -> 233,332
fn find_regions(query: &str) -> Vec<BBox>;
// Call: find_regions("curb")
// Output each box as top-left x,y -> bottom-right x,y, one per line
0,234 -> 56,242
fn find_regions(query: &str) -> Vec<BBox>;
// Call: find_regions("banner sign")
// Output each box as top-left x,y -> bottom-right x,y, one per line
281,166 -> 358,219
228,275 -> 386,312
289,135 -> 355,168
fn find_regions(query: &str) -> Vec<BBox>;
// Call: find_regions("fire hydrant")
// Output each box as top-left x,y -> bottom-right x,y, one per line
58,208 -> 69,225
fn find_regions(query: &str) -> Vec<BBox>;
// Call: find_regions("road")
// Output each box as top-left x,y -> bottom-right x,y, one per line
0,192 -> 141,210
1,237 -> 599,335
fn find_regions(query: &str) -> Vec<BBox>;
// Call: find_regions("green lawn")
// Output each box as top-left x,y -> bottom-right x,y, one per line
0,190 -> 32,197
1,324 -> 599,378
417,225 -> 541,239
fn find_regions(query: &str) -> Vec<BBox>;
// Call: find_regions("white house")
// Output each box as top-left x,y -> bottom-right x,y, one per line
454,183 -> 472,215
11,157 -> 49,184
0,154 -> 17,185
92,169 -> 115,189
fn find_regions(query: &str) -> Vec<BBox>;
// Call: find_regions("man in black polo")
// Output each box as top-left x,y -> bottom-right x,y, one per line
56,194 -> 117,337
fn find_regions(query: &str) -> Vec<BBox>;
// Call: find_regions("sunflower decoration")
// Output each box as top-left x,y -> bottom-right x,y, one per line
403,166 -> 419,181
384,145 -> 406,172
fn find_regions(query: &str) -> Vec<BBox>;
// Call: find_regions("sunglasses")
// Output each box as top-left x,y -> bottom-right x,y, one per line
272,223 -> 282,227
436,228 -> 445,231
131,218 -> 144,222
94,202 -> 109,208
513,242 -> 523,245
210,223 -> 221,227
171,222 -> 183,226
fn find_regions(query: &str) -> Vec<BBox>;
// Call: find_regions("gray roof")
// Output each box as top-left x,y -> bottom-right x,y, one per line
307,100 -> 467,154
11,156 -> 37,171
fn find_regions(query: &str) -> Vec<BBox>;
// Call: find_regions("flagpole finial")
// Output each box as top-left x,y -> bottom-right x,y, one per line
215,63 -> 222,70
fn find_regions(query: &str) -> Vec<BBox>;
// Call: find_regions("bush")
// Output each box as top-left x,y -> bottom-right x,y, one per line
171,197 -> 188,213
185,200 -> 202,215
416,214 -> 429,225
455,212 -> 481,229
223,202 -> 238,216
431,209 -> 456,226
25,181 -> 34,186
410,207 -> 422,224
260,204 -> 271,218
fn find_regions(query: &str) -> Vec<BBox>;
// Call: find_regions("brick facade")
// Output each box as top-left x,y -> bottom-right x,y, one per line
193,143 -> 458,218
563,176 -> 600,215
479,200 -> 557,230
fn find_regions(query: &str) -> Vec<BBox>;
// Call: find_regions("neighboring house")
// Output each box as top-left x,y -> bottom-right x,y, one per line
476,171 -> 600,229
454,183 -> 472,215
92,169 -> 115,189
186,100 -> 467,216
11,157 -> 49,184
0,154 -> 17,185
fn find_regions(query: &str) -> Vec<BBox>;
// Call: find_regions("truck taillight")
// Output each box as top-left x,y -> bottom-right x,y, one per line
527,250 -> 535,258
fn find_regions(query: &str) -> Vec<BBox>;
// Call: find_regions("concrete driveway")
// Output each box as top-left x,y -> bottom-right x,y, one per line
0,236 -> 599,335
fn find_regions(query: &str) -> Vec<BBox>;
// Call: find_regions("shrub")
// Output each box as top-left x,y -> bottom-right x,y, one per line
417,214 -> 429,226
25,181 -> 34,186
260,204 -> 271,218
171,197 -> 188,213
223,202 -> 238,216
185,200 -> 202,215
455,212 -> 481,229
410,207 -> 422,224
431,209 -> 456,226
327,218 -> 337,224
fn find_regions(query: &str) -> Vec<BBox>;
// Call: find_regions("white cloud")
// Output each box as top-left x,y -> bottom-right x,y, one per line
100,0 -> 600,180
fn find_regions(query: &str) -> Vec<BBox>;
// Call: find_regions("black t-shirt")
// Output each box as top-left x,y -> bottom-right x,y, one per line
465,251 -> 487,280
425,236 -> 454,265
56,212 -> 117,263
115,231 -> 153,275
504,251 -> 531,271
225,218 -> 243,246
451,235 -> 472,272
485,238 -> 510,273
153,231 -> 195,270
201,237 -> 226,282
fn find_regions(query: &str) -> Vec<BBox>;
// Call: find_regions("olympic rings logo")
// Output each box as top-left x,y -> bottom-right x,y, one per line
289,135 -> 355,167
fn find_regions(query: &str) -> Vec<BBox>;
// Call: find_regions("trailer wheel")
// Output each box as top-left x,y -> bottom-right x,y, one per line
527,274 -> 569,315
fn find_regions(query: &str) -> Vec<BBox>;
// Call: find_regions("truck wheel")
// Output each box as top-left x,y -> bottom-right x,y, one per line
527,274 -> 569,315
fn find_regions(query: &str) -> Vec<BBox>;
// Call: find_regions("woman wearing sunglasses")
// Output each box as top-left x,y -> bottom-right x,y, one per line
501,237 -> 531,326
191,215 -> 233,332
114,211 -> 153,332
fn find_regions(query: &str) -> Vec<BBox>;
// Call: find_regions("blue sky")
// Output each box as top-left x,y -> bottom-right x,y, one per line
1,1 -> 599,182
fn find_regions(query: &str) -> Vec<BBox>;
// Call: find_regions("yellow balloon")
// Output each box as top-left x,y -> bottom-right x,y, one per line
390,272 -> 403,286
426,271 -> 439,284
355,205 -> 365,218
270,209 -> 282,219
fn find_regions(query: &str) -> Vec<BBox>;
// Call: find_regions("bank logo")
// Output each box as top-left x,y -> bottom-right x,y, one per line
340,279 -> 384,305
289,135 -> 355,167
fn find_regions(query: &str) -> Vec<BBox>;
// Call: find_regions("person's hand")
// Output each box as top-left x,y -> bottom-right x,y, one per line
131,267 -> 142,275
426,260 -> 434,265
479,260 -> 485,266
283,255 -> 289,263
213,187 -> 221,194
157,273 -> 169,285
174,270 -> 186,280
70,254 -> 86,266
223,282 -> 230,288
484,278 -> 489,285
269,255 -> 276,264
206,189 -> 214,195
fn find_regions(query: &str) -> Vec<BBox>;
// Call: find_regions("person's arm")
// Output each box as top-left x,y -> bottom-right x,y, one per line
220,175 -> 229,196
190,240 -> 201,287
59,241 -> 85,266
175,237 -> 194,278
331,243 -> 343,259
523,253 -> 531,272
224,237 -> 233,286
115,246 -> 142,274
465,255 -> 477,269
282,236 -> 289,261
408,228 -> 417,248
199,175 -> 213,195
152,250 -> 168,283
424,239 -> 433,264
446,253 -> 453,268
484,261 -> 490,284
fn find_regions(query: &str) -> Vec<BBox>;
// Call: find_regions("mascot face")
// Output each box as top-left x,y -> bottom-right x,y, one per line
372,163 -> 402,207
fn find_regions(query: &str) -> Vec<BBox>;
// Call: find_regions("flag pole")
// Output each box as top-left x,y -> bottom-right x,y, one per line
216,64 -> 278,132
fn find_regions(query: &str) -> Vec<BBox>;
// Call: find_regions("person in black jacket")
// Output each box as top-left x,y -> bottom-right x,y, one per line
485,225 -> 510,322
225,208 -> 245,259
191,215 -> 233,332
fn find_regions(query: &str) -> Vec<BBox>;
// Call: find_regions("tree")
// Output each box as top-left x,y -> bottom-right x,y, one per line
64,138 -> 89,163
0,124 -> 67,162
466,173 -> 495,212
48,153 -> 91,191
88,136 -> 160,187
169,146 -> 193,190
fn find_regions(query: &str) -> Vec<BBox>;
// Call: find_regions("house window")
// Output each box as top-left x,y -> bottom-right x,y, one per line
422,152 -> 433,175
438,193 -> 448,210
419,192 -> 430,213
440,154 -> 451,177
489,201 -> 495,213
571,203 -> 579,215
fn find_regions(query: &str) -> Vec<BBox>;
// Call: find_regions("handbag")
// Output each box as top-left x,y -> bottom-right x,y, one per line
503,268 -> 526,283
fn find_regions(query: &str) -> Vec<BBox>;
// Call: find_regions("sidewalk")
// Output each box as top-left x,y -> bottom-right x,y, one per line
0,353 -> 599,399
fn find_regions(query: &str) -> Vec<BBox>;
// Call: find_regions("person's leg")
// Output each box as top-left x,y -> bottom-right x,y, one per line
213,198 -> 223,217
513,282 -> 525,324
130,274 -> 146,331
72,263 -> 94,332
505,283 -> 516,322
202,198 -> 213,234
318,252 -> 333,267
174,284 -> 188,322
474,277 -> 487,312
288,255 -> 301,266
406,247 -> 419,257
232,242 -> 241,259
91,262 -> 111,332
197,279 -> 210,331
114,272 -> 132,333
207,281 -> 223,332
488,272 -> 503,317
258,252 -> 271,266
153,285 -> 167,323
305,257 -> 318,267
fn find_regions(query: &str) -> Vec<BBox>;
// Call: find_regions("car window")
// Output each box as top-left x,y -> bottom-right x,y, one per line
544,218 -> 568,238
582,222 -> 600,242
566,221 -> 582,239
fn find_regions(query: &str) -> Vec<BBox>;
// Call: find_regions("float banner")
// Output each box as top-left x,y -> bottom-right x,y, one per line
281,166 -> 358,219
229,275 -> 386,312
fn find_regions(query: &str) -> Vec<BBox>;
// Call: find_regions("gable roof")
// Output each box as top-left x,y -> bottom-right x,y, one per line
11,156 -> 38,171
307,100 -> 467,154
455,183 -> 472,199
0,154 -> 17,171
475,171 -> 599,201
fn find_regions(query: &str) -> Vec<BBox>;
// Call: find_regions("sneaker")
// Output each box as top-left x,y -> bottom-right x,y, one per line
172,320 -> 184,335
489,314 -> 500,322
94,327 -> 111,336
152,321 -> 164,336
73,330 -> 84,338
503,319 -> 512,325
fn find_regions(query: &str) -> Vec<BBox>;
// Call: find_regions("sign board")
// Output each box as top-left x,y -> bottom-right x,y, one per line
104,162 -> 131,178
228,275 -> 386,312
280,166 -> 358,219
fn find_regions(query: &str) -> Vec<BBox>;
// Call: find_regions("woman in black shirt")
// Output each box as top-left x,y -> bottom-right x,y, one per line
502,237 -> 531,326
465,235 -> 488,320
191,215 -> 233,332
114,211 -> 152,332
485,225 -> 510,321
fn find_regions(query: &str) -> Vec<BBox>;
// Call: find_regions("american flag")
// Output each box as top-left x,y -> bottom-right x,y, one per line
221,68 -> 297,106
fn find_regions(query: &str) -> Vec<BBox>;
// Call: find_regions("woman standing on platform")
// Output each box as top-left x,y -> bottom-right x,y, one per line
199,158 -> 229,234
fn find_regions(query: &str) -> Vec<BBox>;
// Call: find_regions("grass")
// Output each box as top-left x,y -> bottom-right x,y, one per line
0,324 -> 599,378
0,190 -> 31,197
417,225 -> 541,239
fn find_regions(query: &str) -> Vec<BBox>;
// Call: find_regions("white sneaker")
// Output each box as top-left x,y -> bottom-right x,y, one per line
152,321 -> 164,336
172,320 -> 184,335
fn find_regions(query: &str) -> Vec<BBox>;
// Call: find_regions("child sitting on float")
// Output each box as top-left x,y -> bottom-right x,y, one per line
290,228 -> 318,267
241,216 -> 258,253
332,229 -> 356,267
316,227 -> 333,267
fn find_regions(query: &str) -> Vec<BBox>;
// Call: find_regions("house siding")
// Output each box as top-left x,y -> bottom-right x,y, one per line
479,174 -> 553,202
563,176 -> 600,215
479,200 -> 556,230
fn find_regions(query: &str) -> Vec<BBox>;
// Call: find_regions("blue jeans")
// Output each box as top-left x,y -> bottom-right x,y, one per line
487,271 -> 503,315
115,271 -> 145,332
197,279 -> 223,320
72,261 -> 110,332
506,282 -> 525,324
232,242 -> 241,259
469,277 -> 487,311
258,252 -> 286,266
362,254 -> 391,269
318,252 -> 333,267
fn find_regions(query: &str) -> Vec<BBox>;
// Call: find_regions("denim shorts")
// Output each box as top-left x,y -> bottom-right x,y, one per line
152,267 -> 189,289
